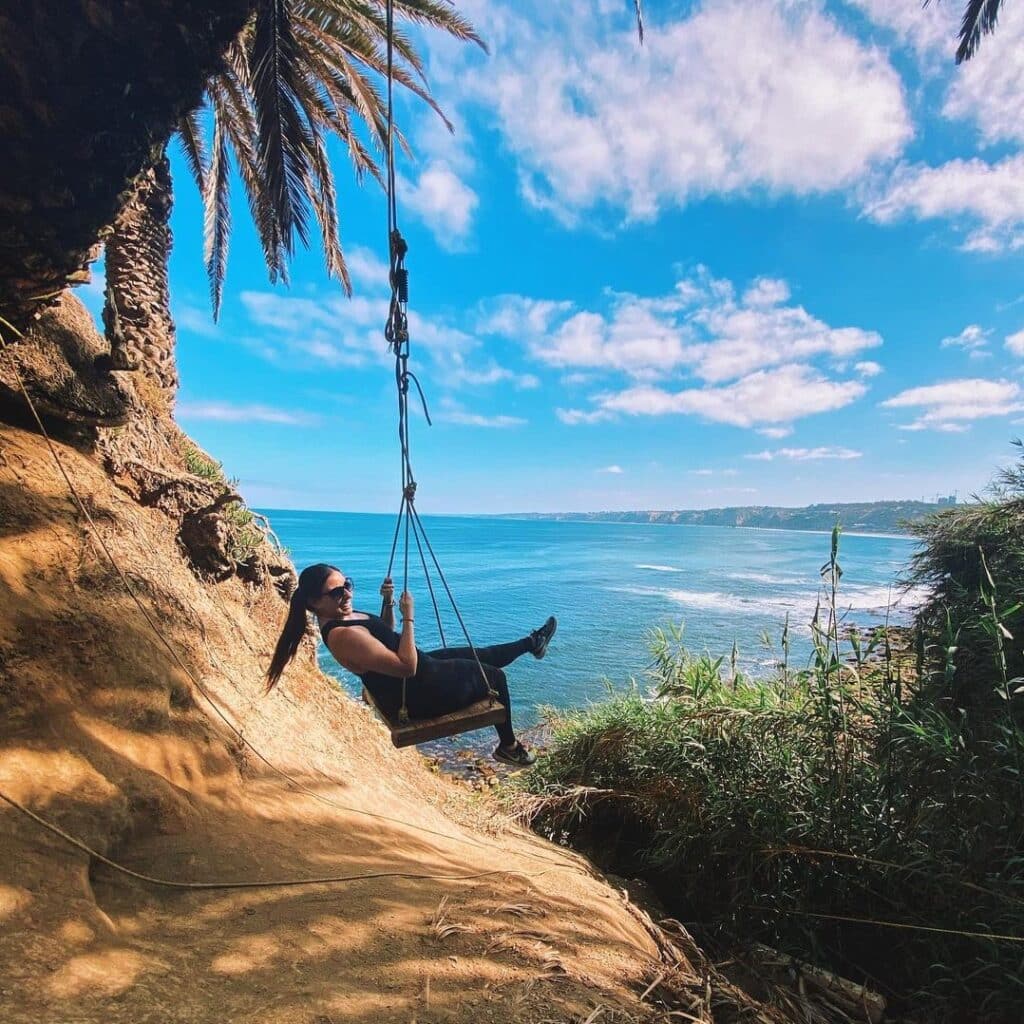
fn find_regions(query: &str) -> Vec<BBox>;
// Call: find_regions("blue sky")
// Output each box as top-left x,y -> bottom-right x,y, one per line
80,0 -> 1024,513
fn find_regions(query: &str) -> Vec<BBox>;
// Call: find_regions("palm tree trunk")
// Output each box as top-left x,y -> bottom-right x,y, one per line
0,0 -> 254,333
103,154 -> 179,400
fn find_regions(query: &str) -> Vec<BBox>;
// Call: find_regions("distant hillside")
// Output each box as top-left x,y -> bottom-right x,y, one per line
504,500 -> 954,535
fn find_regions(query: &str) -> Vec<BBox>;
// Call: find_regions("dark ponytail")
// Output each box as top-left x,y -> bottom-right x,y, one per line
265,563 -> 336,692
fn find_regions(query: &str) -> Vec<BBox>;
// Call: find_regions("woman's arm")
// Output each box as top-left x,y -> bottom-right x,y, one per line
397,590 -> 416,676
327,593 -> 418,678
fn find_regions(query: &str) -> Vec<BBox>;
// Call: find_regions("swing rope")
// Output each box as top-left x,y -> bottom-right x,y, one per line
380,0 -> 498,724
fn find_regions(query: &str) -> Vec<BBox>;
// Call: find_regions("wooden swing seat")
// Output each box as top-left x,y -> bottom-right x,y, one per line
362,687 -> 507,747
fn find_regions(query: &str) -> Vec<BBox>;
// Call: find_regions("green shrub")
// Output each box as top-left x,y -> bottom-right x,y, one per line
908,439 -> 1024,704
523,519 -> 1024,1021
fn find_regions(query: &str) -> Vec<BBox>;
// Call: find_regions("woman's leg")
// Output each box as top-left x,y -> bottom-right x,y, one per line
409,658 -> 516,747
482,666 -> 516,747
426,637 -> 532,668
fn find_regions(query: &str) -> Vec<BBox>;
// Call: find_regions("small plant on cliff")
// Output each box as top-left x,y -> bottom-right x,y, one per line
182,443 -> 226,482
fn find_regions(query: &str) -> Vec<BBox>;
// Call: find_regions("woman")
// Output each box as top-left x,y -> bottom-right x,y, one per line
266,563 -> 556,766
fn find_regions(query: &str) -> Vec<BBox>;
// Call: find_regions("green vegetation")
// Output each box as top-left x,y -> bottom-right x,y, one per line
522,451 -> 1024,1021
182,443 -> 225,481
908,439 -> 1024,703
180,442 -> 265,561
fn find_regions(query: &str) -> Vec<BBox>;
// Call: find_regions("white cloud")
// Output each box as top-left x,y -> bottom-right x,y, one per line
452,0 -> 910,223
345,245 -> 390,291
540,306 -> 692,376
845,0 -> 958,58
561,371 -> 595,387
478,295 -> 576,338
746,446 -> 863,462
849,4 -> 1024,252
854,360 -> 883,377
438,409 -> 526,428
174,302 -> 220,338
238,290 -> 481,377
437,396 -> 525,428
881,377 -> 1024,431
241,290 -> 388,331
399,162 -> 479,250
758,425 -> 794,439
1007,330 -> 1024,357
176,401 -> 318,426
941,324 -> 991,353
597,464 -> 624,474
593,364 -> 866,428
863,155 -> 1024,252
489,268 -> 881,385
445,361 -> 539,389
556,407 -> 612,425
742,277 -> 791,307
683,270 -> 881,383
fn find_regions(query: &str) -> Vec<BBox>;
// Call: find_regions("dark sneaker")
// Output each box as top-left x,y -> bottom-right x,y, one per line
531,616 -> 557,659
493,742 -> 537,767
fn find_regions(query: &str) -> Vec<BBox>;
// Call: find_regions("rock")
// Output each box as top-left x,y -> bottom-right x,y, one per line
0,291 -> 132,435
178,508 -> 234,579
236,552 -> 267,587
267,560 -> 297,601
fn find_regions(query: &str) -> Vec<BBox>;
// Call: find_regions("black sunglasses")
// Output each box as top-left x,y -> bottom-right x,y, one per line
323,578 -> 355,600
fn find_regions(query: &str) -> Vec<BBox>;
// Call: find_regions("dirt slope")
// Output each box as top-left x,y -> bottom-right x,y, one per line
0,298 -> 784,1024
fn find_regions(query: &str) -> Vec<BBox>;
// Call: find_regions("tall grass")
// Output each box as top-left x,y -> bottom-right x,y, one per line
522,477 -> 1024,1020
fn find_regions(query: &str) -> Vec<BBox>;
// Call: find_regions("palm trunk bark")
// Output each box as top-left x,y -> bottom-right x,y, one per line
0,1 -> 254,333
103,153 -> 179,399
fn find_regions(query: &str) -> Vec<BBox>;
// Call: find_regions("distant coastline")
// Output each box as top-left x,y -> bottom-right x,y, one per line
498,500 -> 954,536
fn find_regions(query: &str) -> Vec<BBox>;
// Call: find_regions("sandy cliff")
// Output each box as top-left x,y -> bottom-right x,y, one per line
0,296 -> 787,1024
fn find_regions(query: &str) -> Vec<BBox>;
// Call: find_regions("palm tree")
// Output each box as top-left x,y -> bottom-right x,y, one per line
0,0 -> 254,334
103,0 -> 483,402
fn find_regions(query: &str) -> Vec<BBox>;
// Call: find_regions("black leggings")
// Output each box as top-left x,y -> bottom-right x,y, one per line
401,636 -> 533,746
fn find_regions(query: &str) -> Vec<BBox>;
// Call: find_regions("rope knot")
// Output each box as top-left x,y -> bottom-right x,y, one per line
389,229 -> 408,262
403,482 -> 417,502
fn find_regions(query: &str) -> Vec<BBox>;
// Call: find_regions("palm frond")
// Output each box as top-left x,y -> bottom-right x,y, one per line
176,108 -> 209,192
318,76 -> 383,180
209,68 -> 288,284
179,0 -> 481,306
252,0 -> 314,254
927,0 -> 1005,63
297,15 -> 452,134
386,0 -> 485,50
204,114 -> 232,319
300,1 -> 429,80
307,121 -> 351,292
956,0 -> 1004,62
293,63 -> 382,182
297,20 -> 389,140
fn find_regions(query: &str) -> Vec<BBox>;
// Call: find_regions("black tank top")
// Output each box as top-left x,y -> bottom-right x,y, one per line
319,612 -> 411,713
320,612 -> 400,655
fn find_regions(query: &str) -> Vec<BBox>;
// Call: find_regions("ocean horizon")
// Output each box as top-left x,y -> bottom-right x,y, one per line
263,509 -> 922,741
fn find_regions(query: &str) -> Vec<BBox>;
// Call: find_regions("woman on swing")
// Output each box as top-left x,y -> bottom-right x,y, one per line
266,563 -> 556,766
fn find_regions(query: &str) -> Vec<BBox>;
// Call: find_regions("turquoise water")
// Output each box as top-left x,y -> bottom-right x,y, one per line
263,510 -> 921,732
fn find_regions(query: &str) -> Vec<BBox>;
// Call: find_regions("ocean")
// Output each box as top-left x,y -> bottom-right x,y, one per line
263,510 -> 922,736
